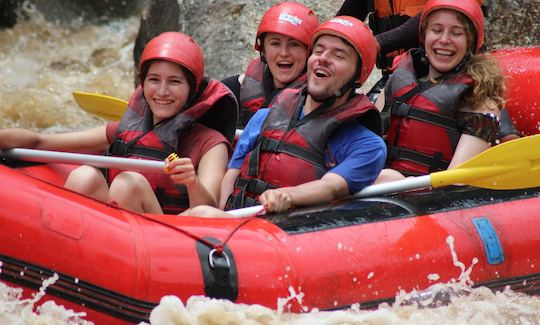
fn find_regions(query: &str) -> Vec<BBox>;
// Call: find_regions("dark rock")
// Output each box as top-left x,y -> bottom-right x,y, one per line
0,0 -> 148,28
175,0 -> 344,80
485,0 -> 540,49
0,0 -> 23,28
32,0 -> 147,24
133,0 -> 180,84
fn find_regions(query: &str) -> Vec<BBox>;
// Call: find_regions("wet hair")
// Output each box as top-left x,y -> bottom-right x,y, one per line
442,11 -> 503,110
421,9 -> 503,111
454,11 -> 477,55
463,53 -> 506,111
139,59 -> 196,93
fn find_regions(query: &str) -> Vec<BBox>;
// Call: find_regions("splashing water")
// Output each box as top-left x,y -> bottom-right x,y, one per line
0,3 -> 137,132
0,272 -> 92,324
142,235 -> 540,325
2,5 -> 540,325
0,6 -> 134,323
143,289 -> 540,325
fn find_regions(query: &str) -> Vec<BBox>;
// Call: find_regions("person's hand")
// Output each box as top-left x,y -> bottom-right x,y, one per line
258,189 -> 292,213
165,156 -> 197,188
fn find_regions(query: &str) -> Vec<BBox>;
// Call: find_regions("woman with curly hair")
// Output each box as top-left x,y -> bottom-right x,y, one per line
375,0 -> 506,182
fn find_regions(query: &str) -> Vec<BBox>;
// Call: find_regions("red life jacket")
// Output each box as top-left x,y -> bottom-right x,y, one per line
384,50 -> 473,176
238,57 -> 306,128
227,85 -> 381,209
108,78 -> 237,214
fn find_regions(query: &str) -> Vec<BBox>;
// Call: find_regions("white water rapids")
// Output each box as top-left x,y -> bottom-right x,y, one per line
1,5 -> 540,325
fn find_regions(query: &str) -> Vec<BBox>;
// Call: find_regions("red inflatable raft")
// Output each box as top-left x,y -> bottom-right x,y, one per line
1,47 -> 540,324
492,47 -> 540,135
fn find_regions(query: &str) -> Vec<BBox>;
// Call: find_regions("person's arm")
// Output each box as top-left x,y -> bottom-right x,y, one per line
0,125 -> 110,153
227,108 -> 270,169
260,122 -> 387,213
376,13 -> 421,54
448,133 -> 490,169
167,142 -> 228,208
259,173 -> 349,213
336,0 -> 370,20
450,100 -> 501,169
219,168 -> 240,209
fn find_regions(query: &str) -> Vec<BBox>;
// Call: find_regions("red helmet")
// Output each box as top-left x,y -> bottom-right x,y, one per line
140,31 -> 205,91
311,16 -> 377,85
254,2 -> 319,51
420,0 -> 485,52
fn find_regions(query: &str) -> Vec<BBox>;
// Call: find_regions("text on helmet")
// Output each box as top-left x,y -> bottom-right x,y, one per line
279,13 -> 302,26
329,18 -> 353,27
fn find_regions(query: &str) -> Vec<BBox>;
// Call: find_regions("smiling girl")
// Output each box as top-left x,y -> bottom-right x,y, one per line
0,32 -> 238,214
375,0 -> 505,182
221,2 -> 319,128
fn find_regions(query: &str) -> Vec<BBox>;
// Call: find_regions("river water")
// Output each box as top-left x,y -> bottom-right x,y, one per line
0,4 -> 135,132
2,5 -> 540,325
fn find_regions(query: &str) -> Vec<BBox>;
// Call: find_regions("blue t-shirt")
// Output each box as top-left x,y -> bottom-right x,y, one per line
229,108 -> 387,193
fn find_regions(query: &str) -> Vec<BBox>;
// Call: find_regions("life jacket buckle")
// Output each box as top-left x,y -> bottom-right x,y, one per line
391,102 -> 412,118
260,137 -> 280,153
246,179 -> 270,195
109,140 -> 129,156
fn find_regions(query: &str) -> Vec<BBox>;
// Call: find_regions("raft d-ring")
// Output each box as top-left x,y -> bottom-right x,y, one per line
208,248 -> 231,269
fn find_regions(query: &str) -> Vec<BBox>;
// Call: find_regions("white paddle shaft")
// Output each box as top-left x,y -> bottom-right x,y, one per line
2,148 -> 166,173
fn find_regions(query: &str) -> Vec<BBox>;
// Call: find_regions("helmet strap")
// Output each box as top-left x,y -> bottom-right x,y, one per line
259,50 -> 267,64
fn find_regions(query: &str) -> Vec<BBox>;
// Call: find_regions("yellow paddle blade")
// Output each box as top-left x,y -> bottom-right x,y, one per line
73,91 -> 127,121
431,134 -> 540,190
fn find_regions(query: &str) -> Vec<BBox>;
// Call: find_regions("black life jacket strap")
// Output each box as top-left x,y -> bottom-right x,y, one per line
388,145 -> 450,173
249,136 -> 327,174
236,177 -> 277,196
390,102 -> 459,131
108,141 -> 170,160
226,178 -> 264,210
382,77 -> 427,136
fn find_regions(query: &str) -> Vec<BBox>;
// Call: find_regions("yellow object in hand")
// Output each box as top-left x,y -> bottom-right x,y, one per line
164,153 -> 180,173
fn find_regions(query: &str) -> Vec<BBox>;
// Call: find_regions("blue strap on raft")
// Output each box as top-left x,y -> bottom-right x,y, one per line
472,217 -> 505,265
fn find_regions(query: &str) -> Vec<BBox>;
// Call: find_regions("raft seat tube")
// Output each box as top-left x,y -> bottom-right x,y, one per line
472,217 -> 504,264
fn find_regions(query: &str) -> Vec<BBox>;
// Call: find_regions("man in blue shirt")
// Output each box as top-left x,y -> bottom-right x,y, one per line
184,16 -> 386,216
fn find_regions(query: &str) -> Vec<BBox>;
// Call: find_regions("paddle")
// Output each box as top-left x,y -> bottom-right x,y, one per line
226,134 -> 540,217
1,148 -> 165,173
72,91 -> 245,138
73,91 -> 127,121
4,134 -> 538,218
